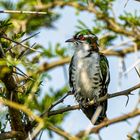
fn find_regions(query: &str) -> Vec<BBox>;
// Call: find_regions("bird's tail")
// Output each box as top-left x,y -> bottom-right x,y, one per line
81,100 -> 107,125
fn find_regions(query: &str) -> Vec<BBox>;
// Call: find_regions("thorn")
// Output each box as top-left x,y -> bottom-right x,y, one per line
135,66 -> 140,78
125,120 -> 131,125
124,0 -> 129,8
125,95 -> 129,107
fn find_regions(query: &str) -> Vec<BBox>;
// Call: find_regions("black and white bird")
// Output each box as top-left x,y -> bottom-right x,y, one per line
66,29 -> 110,125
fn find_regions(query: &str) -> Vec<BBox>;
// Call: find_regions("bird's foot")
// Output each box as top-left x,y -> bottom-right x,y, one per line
93,95 -> 99,105
79,103 -> 83,109
78,98 -> 88,108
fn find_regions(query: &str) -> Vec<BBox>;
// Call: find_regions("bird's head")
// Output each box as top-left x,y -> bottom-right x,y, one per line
65,29 -> 99,51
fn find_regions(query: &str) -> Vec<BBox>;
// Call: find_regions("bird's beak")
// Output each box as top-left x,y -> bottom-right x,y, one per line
65,38 -> 75,43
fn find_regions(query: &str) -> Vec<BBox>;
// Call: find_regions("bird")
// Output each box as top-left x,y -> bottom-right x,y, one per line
65,29 -> 110,125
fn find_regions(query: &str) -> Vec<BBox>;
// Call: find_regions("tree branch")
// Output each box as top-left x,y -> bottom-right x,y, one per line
47,91 -> 73,112
76,109 -> 140,137
47,83 -> 140,117
35,1 -> 136,37
1,34 -> 41,53
0,98 -> 79,140
47,125 -> 80,140
0,131 -> 24,140
0,98 -> 43,124
0,45 -> 26,140
0,10 -> 51,15
1,70 -> 140,139
37,57 -> 71,73
29,83 -> 140,137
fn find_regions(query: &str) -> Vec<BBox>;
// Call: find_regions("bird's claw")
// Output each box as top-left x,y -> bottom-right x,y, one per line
93,95 -> 99,105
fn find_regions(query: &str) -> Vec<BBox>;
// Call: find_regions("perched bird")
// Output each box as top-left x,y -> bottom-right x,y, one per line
65,29 -> 110,125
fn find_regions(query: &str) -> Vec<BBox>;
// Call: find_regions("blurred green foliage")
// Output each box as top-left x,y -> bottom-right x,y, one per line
120,11 -> 140,27
0,0 -> 139,140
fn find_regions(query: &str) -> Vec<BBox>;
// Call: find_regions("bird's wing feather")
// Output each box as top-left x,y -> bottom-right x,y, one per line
99,54 -> 110,86
69,56 -> 74,88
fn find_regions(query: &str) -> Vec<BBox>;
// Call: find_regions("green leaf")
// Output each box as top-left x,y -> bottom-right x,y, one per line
12,31 -> 25,40
55,43 -> 67,57
76,20 -> 89,30
119,11 -> 140,27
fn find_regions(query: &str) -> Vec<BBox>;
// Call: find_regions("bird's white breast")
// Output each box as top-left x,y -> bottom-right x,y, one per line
73,50 -> 101,100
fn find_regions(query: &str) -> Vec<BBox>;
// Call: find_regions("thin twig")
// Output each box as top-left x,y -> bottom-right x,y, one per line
124,0 -> 130,8
17,43 -> 36,59
48,91 -> 73,112
21,32 -> 40,43
122,59 -> 140,76
1,35 -> 41,53
17,42 -> 37,59
41,91 -> 73,118
12,66 -> 35,82
0,10 -> 51,15
6,32 -> 40,52
13,66 -> 30,79
135,67 -> 140,78
13,71 -> 27,78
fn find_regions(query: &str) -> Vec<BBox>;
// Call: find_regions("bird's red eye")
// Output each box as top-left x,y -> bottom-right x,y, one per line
78,35 -> 85,40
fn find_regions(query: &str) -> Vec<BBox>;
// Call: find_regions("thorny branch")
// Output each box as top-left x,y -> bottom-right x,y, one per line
76,108 -> 140,137
0,1 -> 140,139
28,82 -> 140,132
1,82 -> 140,139
47,83 -> 140,117
47,91 -> 73,112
